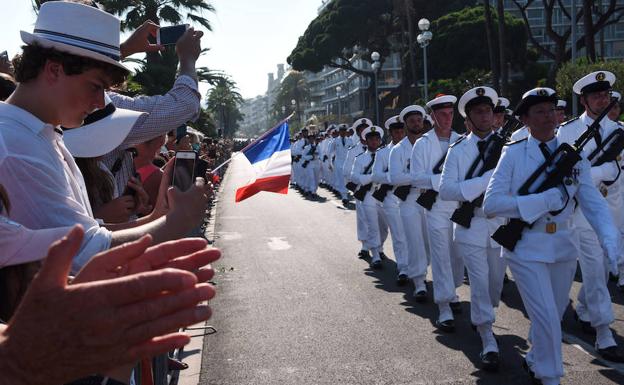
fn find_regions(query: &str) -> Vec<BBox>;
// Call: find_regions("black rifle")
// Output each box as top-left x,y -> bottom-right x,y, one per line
451,116 -> 523,228
353,154 -> 377,201
416,153 -> 448,210
301,144 -> 317,168
346,182 -> 357,192
492,99 -> 617,251
373,184 -> 393,202
587,127 -> 624,186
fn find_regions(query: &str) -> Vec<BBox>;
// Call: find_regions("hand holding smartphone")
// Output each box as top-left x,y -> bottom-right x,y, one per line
172,151 -> 197,192
157,25 -> 189,46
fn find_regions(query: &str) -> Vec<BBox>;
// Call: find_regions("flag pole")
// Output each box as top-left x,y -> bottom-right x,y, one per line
211,113 -> 294,174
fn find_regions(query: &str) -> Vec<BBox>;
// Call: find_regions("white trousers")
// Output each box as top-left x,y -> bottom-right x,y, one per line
427,211 -> 463,305
355,199 -> 369,244
460,243 -> 506,326
575,227 -> 614,327
362,195 -> 383,252
508,257 -> 576,384
332,160 -> 347,199
399,197 -> 429,280
382,194 -> 409,275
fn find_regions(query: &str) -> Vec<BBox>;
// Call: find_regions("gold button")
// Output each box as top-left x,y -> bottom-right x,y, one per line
546,223 -> 557,234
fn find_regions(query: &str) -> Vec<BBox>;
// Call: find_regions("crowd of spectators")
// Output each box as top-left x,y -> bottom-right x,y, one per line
0,1 -> 231,384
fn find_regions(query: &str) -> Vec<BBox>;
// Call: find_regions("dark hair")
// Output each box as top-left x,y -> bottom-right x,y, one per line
75,157 -> 115,210
0,73 -> 16,101
13,44 -> 127,86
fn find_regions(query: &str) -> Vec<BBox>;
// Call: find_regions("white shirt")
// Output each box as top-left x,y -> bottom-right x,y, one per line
0,102 -> 112,273
483,134 -> 620,263
439,133 -> 503,248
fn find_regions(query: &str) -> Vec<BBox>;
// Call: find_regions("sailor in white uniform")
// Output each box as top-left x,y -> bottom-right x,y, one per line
411,94 -> 464,332
372,116 -> 410,285
388,105 -> 431,301
328,124 -> 351,203
556,71 -> 624,362
483,87 -> 621,385
492,96 -> 510,131
351,125 -> 386,268
439,86 -> 506,370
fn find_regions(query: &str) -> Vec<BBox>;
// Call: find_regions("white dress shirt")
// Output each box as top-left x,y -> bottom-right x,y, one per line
0,102 -> 112,272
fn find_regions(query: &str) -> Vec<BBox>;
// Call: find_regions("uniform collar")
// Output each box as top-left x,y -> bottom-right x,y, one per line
527,134 -> 557,162
466,132 -> 492,145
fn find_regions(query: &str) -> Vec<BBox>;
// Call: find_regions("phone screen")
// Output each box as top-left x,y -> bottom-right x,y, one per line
159,25 -> 188,46
172,152 -> 196,191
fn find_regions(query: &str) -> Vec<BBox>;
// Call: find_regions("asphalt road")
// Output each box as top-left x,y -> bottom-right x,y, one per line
200,155 -> 624,385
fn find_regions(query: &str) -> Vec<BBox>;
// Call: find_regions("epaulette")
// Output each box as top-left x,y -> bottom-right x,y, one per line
559,116 -> 580,127
449,135 -> 467,148
354,151 -> 367,158
505,138 -> 527,146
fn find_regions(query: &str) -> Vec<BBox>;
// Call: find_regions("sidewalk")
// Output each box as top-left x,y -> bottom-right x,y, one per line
171,184 -> 222,385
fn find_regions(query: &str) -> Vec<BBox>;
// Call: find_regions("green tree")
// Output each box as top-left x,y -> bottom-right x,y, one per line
206,77 -> 244,138
99,0 -> 214,31
271,71 -> 309,131
428,6 -> 527,81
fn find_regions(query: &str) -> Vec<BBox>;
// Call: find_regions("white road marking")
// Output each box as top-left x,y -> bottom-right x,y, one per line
267,237 -> 292,251
562,331 -> 624,374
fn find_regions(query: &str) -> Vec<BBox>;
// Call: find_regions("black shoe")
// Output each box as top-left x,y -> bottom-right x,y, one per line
573,311 -> 596,335
618,283 -> 624,294
609,272 -> 619,282
436,319 -> 455,333
396,273 -> 408,286
413,289 -> 427,303
379,252 -> 388,260
342,199 -> 349,206
522,358 -> 542,385
370,260 -> 383,270
450,302 -> 462,314
597,345 -> 624,363
503,272 -> 510,284
480,351 -> 500,372
358,250 -> 369,259
168,357 -> 189,371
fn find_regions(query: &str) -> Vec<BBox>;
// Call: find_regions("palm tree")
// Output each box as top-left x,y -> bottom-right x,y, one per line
99,0 -> 214,31
207,77 -> 244,138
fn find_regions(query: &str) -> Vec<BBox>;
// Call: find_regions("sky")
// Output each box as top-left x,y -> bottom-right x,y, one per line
0,0 -> 322,99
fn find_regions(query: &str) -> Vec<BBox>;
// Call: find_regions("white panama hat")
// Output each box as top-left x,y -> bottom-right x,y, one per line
63,94 -> 147,158
21,1 -> 129,73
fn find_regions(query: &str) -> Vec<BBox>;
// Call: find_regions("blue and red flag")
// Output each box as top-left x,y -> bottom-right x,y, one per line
235,120 -> 291,202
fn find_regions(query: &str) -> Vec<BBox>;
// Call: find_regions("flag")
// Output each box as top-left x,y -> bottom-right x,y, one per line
235,121 -> 291,202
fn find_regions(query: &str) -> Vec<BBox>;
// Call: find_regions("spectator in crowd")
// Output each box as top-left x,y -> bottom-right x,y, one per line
134,134 -> 166,208
0,1 -> 210,273
0,73 -> 16,101
0,50 -> 13,75
102,20 -> 203,196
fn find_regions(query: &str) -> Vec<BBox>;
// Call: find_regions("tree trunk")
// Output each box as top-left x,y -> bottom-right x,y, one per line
482,0 -> 500,92
496,0 -> 508,96
582,0 -> 596,62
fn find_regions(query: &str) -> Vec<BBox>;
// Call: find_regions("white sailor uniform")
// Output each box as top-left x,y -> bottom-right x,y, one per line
483,135 -> 620,385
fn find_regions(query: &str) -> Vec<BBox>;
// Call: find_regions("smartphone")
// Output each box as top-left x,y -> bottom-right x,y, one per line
172,151 -> 196,191
157,25 -> 188,46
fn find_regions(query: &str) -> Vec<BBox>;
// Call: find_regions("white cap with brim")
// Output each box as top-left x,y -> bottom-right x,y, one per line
64,94 -> 147,158
425,114 -> 435,126
351,118 -> 373,131
425,95 -> 457,111
556,100 -> 567,109
20,2 -> 129,73
514,87 -> 557,116
493,97 -> 510,113
399,105 -> 426,122
573,71 -> 616,95
361,125 -> 384,141
612,91 -> 622,101
458,87 -> 498,118
0,216 -> 73,268
384,115 -> 403,130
